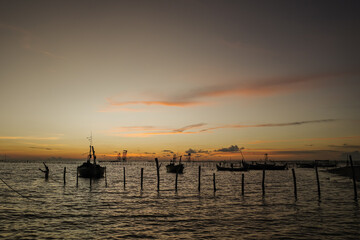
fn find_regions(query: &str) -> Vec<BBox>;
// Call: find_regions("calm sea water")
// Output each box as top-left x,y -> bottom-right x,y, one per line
0,161 -> 359,239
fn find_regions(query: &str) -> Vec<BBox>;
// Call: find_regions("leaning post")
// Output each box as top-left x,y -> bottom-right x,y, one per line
155,158 -> 160,192
350,155 -> 358,200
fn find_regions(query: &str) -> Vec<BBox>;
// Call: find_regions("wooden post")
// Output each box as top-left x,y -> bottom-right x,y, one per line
292,168 -> 297,199
63,167 -> 66,186
241,173 -> 244,195
213,173 -> 216,192
315,165 -> 321,199
155,158 -> 160,192
76,168 -> 78,187
175,170 -> 178,192
349,155 -> 358,200
198,166 -> 201,192
123,167 -> 126,189
90,176 -> 92,188
141,168 -> 144,190
262,170 -> 265,195
105,167 -> 107,187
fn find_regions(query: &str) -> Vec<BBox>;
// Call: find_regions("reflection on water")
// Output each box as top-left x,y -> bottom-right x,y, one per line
0,161 -> 359,239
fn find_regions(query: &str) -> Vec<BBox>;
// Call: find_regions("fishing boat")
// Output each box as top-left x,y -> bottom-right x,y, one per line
216,163 -> 248,171
166,154 -> 184,173
242,153 -> 287,170
77,138 -> 105,178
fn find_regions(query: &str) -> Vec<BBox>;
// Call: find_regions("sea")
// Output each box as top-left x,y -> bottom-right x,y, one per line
0,161 -> 359,239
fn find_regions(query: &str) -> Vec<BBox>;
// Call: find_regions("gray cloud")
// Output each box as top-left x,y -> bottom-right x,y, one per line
215,145 -> 244,152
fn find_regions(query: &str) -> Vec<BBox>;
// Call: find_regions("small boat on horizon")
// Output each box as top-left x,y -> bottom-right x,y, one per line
77,138 -> 105,178
166,154 -> 184,173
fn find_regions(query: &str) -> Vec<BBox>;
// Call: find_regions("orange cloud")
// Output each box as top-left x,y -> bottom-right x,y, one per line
109,123 -> 207,137
107,99 -> 202,107
101,70 -> 360,111
0,136 -> 59,140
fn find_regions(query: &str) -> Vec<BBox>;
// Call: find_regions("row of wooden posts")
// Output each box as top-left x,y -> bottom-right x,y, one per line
61,157 -> 357,200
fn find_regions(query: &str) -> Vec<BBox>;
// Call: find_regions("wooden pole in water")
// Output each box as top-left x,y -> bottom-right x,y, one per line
76,168 -> 78,187
63,167 -> 66,186
105,167 -> 107,187
262,170 -> 265,195
175,170 -> 178,192
198,166 -> 201,192
292,168 -> 297,199
141,168 -> 144,190
155,158 -> 160,192
123,167 -> 126,189
241,173 -> 244,195
315,165 -> 321,199
213,173 -> 216,192
90,176 -> 92,188
349,155 -> 358,200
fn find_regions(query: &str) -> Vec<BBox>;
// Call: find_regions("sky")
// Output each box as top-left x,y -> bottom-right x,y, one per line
0,0 -> 360,161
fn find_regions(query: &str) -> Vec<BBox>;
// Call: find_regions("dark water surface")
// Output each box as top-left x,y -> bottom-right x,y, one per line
1,161 -> 359,239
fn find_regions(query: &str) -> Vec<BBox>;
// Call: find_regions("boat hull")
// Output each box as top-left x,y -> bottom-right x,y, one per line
242,162 -> 287,170
166,163 -> 184,173
77,162 -> 105,178
216,164 -> 248,171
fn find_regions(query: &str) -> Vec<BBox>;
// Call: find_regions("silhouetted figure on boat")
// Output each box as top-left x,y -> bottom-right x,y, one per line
39,162 -> 49,179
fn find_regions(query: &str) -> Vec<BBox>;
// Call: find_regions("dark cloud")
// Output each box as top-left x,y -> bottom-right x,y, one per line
162,150 -> 174,154
328,144 -> 360,149
29,146 -> 53,150
216,145 -> 244,152
185,148 -> 197,154
185,148 -> 211,154
173,123 -> 207,133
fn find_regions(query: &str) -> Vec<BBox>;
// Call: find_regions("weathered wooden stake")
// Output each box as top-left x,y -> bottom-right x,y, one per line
213,173 -> 216,192
175,170 -> 178,192
350,155 -> 358,200
123,167 -> 126,189
262,170 -> 265,195
198,166 -> 201,192
140,168 -> 144,190
76,168 -> 78,187
241,173 -> 244,195
315,165 -> 321,199
105,167 -> 107,187
155,158 -> 160,192
90,176 -> 92,188
292,168 -> 297,199
63,167 -> 66,186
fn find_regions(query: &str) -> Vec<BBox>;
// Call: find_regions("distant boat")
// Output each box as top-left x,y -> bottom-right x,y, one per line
77,138 -> 105,178
216,163 -> 248,172
166,154 -> 184,173
242,153 -> 287,170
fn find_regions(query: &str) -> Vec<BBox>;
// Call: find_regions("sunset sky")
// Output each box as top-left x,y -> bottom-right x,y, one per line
1,0 -> 359,161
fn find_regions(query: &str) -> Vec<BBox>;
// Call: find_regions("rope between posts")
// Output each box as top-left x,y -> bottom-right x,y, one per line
0,176 -> 43,203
